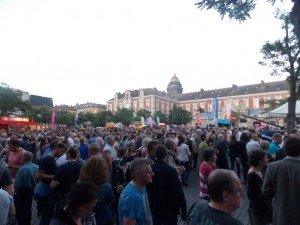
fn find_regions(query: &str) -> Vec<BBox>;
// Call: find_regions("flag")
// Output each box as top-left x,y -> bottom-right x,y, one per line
156,116 -> 160,124
141,117 -> 145,126
51,111 -> 55,129
213,97 -> 219,119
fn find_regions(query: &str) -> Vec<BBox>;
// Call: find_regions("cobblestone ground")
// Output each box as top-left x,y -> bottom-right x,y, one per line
30,171 -> 249,225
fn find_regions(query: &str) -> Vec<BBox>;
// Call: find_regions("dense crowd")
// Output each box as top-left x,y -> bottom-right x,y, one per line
0,125 -> 300,225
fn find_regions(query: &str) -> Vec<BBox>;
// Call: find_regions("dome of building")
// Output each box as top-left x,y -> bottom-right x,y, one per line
171,74 -> 179,82
167,74 -> 183,94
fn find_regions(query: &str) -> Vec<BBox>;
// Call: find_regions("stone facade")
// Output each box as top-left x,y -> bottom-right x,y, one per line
107,76 -> 289,123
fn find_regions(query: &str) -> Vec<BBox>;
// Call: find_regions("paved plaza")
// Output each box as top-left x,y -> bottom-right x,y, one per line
29,170 -> 249,225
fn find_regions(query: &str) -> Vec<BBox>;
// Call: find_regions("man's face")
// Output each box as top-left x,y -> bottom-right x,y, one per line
140,165 -> 154,185
54,147 -> 64,158
227,178 -> 243,211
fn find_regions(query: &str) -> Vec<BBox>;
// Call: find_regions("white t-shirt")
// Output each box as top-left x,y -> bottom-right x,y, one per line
177,143 -> 191,162
0,189 -> 13,225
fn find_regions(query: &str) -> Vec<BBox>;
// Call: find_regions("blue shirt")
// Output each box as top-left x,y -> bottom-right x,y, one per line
118,183 -> 152,225
15,162 -> 38,190
79,144 -> 89,161
268,141 -> 280,156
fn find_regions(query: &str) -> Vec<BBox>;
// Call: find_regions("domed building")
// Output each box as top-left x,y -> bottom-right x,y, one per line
107,75 -> 289,126
167,74 -> 183,94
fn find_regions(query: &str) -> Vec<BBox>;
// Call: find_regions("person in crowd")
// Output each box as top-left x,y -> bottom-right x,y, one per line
199,148 -> 217,201
145,140 -> 159,164
164,138 -> 179,169
123,141 -> 137,164
35,142 -> 66,225
188,169 -> 243,225
79,156 -> 115,225
7,138 -> 26,178
268,133 -> 282,160
198,133 -> 208,164
78,138 -> 89,161
237,132 -> 249,184
118,158 -> 154,225
137,137 -> 151,158
259,140 -> 273,177
14,151 -> 38,225
246,134 -> 260,156
147,145 -> 187,225
88,142 -> 101,158
0,188 -> 15,225
215,133 -> 229,169
104,135 -> 117,159
50,181 -> 98,225
228,134 -> 240,177
247,150 -> 269,225
0,144 -> 14,196
177,135 -> 191,186
102,150 -> 125,225
263,136 -> 300,225
50,147 -> 83,210
192,130 -> 202,170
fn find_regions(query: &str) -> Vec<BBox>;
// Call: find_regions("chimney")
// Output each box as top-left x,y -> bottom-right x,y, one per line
261,80 -> 265,87
200,88 -> 204,94
232,84 -> 237,91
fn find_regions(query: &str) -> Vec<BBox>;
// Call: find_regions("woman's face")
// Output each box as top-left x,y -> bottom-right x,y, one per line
75,199 -> 97,218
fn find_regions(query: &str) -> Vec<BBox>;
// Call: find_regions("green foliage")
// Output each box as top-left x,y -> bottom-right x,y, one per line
112,108 -> 134,126
0,83 -> 31,115
259,12 -> 300,78
39,106 -> 52,124
77,112 -> 95,126
153,111 -> 168,123
195,0 -> 256,21
94,111 -> 114,127
168,105 -> 192,125
136,109 -> 151,119
55,110 -> 75,127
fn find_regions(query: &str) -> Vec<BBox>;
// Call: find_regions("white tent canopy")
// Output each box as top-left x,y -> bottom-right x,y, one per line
268,101 -> 300,118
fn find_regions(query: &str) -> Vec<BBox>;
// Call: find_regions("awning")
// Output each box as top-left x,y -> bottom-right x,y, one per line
0,119 -> 38,126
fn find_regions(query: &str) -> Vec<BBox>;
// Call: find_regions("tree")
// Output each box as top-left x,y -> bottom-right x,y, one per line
0,83 -> 31,115
94,111 -> 114,127
259,12 -> 299,133
153,111 -> 168,123
39,105 -> 52,124
56,110 -> 75,127
168,105 -> 192,125
112,108 -> 134,126
136,109 -> 151,119
195,0 -> 300,48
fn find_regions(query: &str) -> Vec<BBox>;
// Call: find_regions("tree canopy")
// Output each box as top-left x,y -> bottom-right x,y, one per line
168,105 -> 192,125
259,12 -> 299,133
0,83 -> 31,115
112,108 -> 134,126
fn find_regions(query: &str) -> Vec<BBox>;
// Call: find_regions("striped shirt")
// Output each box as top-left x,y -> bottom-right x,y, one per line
199,162 -> 213,198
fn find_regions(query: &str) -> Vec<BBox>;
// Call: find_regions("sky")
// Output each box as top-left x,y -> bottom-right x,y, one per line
0,0 -> 293,106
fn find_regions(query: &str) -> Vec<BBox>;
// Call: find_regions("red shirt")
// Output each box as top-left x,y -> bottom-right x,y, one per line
8,148 -> 26,178
199,162 -> 213,198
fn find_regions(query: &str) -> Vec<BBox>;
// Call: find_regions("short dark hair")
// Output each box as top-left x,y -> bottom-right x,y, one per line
8,138 -> 20,147
200,134 -> 206,141
67,181 -> 98,215
66,146 -> 79,159
208,169 -> 237,203
147,140 -> 159,152
283,137 -> 300,157
155,145 -> 168,160
203,148 -> 216,161
53,142 -> 67,151
248,150 -> 266,167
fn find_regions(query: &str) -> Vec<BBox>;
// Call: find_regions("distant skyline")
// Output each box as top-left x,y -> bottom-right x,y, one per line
0,0 -> 292,106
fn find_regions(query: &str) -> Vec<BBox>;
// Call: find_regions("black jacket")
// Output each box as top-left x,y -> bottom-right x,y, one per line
147,160 -> 187,219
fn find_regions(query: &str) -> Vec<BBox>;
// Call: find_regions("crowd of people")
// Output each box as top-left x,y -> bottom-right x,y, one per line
0,124 -> 299,225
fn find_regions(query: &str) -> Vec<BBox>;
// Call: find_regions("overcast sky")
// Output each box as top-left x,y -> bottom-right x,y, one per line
0,0 -> 292,106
